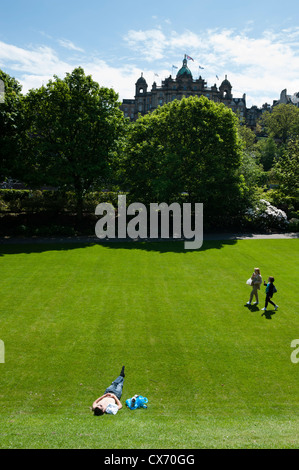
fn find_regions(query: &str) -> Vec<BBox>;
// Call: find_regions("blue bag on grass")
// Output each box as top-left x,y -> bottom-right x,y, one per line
126,395 -> 148,410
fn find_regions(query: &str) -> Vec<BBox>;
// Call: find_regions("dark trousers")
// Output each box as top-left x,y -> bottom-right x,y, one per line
104,375 -> 124,400
265,295 -> 275,309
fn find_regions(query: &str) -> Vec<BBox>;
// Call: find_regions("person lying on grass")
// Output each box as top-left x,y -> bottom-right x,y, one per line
92,366 -> 125,416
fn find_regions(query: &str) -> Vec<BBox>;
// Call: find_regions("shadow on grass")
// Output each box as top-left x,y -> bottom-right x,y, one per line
244,304 -> 260,313
99,238 -> 238,254
0,237 -> 237,256
261,310 -> 277,320
244,303 -> 277,319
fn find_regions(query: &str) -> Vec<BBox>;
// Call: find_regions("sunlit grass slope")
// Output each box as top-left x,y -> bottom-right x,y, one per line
0,239 -> 298,448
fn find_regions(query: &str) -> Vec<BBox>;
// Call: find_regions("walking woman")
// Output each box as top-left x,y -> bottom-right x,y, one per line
247,268 -> 262,306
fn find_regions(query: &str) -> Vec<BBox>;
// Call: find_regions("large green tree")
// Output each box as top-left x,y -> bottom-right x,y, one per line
255,136 -> 280,171
274,137 -> 299,209
21,67 -> 125,214
121,96 -> 247,225
0,70 -> 24,181
260,103 -> 299,144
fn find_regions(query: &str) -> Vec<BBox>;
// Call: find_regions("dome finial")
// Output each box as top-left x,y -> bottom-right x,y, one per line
176,56 -> 193,79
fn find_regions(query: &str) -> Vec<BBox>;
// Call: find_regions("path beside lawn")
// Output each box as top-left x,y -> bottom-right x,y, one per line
0,232 -> 298,245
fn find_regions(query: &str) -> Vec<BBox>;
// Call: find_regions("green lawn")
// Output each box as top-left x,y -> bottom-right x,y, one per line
0,239 -> 298,449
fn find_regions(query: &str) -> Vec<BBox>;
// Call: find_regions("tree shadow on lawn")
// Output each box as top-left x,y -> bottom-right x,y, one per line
0,237 -> 237,256
99,238 -> 237,254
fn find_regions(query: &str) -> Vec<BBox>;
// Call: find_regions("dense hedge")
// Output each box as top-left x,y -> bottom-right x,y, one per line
0,189 -> 296,236
0,189 -> 123,236
0,189 -> 120,214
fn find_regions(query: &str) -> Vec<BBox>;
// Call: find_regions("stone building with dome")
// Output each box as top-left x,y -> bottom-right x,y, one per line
120,55 -> 249,123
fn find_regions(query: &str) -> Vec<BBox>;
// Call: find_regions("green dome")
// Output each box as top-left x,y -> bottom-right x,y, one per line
176,58 -> 192,78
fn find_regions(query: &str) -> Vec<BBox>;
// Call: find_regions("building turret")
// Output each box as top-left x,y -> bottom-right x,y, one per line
219,75 -> 232,100
135,73 -> 148,96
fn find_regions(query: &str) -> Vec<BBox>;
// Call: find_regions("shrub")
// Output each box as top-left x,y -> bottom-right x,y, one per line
33,225 -> 77,236
0,189 -> 119,214
288,218 -> 299,232
245,199 -> 289,231
265,189 -> 297,217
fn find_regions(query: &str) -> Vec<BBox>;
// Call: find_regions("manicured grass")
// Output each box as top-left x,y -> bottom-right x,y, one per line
0,239 -> 298,449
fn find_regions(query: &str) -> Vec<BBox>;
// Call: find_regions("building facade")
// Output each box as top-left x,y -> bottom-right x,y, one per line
121,55 -> 250,124
273,89 -> 299,108
120,56 -> 299,129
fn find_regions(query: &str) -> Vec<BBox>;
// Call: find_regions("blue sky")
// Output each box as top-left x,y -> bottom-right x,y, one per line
1,0 -> 299,107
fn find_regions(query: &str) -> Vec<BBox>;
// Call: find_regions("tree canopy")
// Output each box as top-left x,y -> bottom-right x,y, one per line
0,70 -> 24,181
20,67 -> 125,213
120,95 -> 247,224
1,67 -> 298,230
274,137 -> 299,207
260,104 -> 299,144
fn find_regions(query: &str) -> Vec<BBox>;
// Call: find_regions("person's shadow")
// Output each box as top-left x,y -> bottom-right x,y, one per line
244,303 -> 277,319
244,304 -> 260,312
261,309 -> 276,320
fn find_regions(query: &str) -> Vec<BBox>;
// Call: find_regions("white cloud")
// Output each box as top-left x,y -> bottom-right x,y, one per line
125,29 -> 167,61
58,39 -> 84,52
123,26 -> 299,107
0,40 -> 70,76
0,39 -> 143,100
1,26 -> 299,108
81,58 -> 143,100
